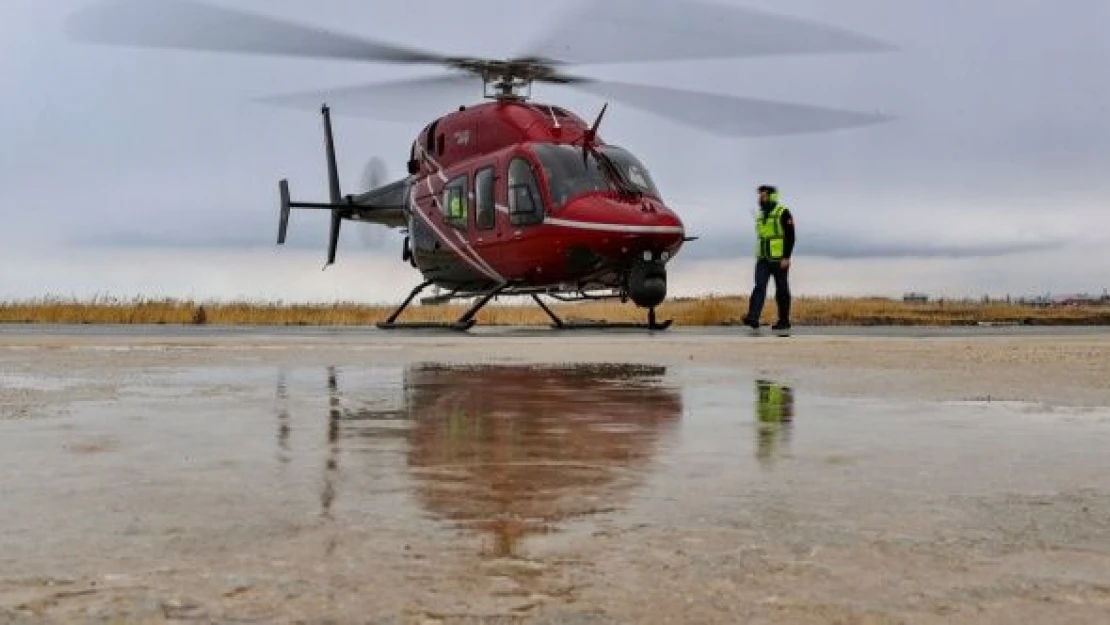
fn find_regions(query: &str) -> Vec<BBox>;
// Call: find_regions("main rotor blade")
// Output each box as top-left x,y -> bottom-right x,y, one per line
521,0 -> 894,66
65,0 -> 449,65
256,74 -> 481,123
569,80 -> 894,137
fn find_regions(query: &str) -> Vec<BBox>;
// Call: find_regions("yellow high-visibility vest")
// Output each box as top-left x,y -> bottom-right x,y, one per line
755,203 -> 788,260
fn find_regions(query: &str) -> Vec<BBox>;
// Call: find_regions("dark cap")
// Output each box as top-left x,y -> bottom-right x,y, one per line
757,184 -> 777,194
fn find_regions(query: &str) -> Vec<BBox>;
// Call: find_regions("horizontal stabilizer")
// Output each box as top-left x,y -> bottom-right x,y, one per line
275,178 -> 408,247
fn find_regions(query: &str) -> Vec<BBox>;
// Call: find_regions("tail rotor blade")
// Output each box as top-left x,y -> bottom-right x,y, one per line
357,157 -> 392,250
363,157 -> 389,192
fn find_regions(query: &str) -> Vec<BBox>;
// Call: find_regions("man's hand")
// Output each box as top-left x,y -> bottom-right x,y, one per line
780,258 -> 791,270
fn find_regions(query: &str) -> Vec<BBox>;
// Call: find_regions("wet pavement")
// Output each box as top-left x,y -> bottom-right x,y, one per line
2,332 -> 1110,623
3,322 -> 1110,340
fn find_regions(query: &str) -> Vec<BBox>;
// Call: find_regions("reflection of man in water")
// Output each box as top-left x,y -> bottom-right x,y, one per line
755,379 -> 794,465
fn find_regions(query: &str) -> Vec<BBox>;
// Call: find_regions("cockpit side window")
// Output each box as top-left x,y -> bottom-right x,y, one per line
507,156 -> 544,226
530,142 -> 664,206
597,145 -> 662,198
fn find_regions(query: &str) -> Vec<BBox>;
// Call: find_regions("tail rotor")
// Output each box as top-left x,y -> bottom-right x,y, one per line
356,156 -> 392,250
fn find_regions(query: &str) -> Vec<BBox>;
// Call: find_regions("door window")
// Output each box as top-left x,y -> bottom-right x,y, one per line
441,174 -> 468,229
475,166 -> 496,230
507,157 -> 543,226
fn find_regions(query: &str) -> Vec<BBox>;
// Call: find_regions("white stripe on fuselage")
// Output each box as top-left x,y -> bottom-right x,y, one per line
499,204 -> 680,233
543,217 -> 685,234
453,229 -> 503,281
429,192 -> 504,282
415,144 -> 449,183
410,186 -> 504,283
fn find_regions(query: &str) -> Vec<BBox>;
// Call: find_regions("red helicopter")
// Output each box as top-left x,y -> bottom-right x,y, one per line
66,0 -> 893,331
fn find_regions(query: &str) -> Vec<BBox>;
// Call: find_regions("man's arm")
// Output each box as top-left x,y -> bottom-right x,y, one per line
781,208 -> 795,258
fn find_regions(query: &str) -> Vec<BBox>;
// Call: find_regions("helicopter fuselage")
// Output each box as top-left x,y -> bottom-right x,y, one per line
400,98 -> 686,307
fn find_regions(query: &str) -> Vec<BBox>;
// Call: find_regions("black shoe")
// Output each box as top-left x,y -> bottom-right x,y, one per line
742,317 -> 759,329
772,321 -> 791,331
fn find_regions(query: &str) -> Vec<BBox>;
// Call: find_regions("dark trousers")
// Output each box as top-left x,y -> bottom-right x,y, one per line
745,259 -> 791,324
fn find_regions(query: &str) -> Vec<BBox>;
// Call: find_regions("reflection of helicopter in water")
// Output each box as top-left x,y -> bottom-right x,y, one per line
307,363 -> 683,557
755,379 -> 795,466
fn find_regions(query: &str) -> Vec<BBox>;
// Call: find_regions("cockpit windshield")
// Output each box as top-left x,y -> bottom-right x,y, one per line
531,142 -> 662,209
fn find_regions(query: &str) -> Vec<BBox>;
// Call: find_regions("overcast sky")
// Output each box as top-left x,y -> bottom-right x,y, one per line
2,0 -> 1108,303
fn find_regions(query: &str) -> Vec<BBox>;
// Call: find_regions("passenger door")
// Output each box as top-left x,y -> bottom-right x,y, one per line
466,160 -> 505,271
472,163 -> 498,243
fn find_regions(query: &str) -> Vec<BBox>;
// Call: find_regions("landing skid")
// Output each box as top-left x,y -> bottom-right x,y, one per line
552,319 -> 674,331
376,280 -> 505,331
375,282 -> 674,332
534,295 -> 672,331
377,319 -> 477,331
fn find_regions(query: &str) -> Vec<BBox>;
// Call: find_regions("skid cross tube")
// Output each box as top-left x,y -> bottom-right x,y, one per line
452,282 -> 511,329
531,294 -> 565,328
377,279 -> 434,328
377,281 -> 510,331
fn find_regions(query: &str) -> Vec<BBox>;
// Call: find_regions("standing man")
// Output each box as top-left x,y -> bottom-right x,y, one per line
742,184 -> 794,330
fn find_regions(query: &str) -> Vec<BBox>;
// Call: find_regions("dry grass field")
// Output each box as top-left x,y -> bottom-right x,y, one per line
1,294 -> 1107,326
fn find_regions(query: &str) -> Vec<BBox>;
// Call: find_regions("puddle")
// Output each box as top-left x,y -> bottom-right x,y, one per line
1,361 -> 1109,622
316,363 -> 683,558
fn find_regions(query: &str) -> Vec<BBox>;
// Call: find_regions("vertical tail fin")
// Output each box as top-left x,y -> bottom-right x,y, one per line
321,104 -> 343,268
322,104 -> 342,205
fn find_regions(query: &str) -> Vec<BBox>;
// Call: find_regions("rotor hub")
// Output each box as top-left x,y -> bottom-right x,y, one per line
444,57 -> 583,101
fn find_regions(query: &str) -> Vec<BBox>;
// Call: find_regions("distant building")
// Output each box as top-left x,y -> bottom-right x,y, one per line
903,292 -> 929,304
1057,293 -> 1101,306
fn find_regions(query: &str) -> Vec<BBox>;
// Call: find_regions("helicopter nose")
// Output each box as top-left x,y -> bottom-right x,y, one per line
622,196 -> 684,238
553,195 -> 686,255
